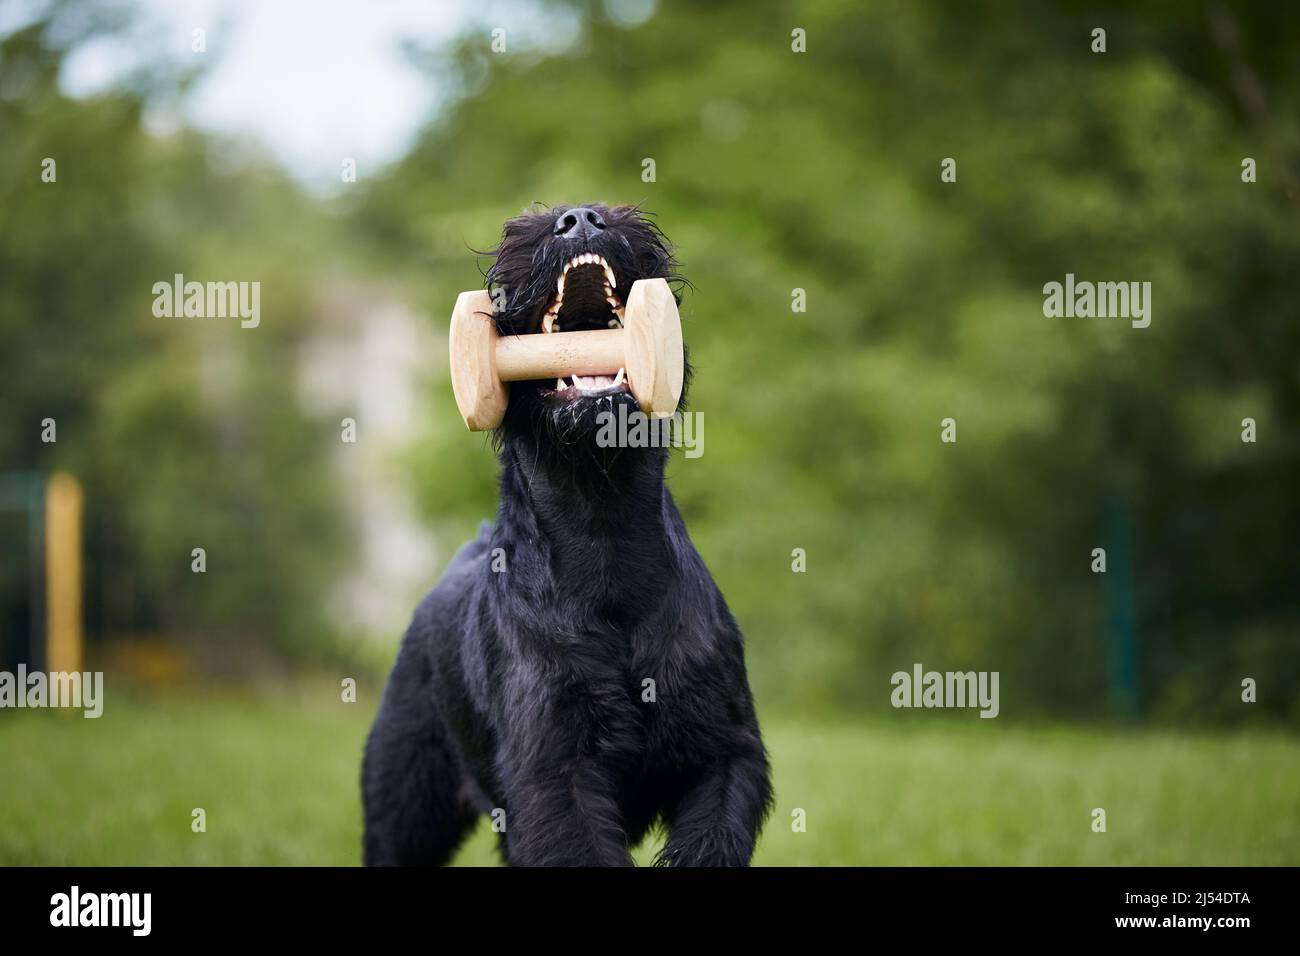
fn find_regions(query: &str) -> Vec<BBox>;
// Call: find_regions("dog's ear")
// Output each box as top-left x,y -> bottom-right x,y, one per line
613,206 -> 682,294
501,204 -> 556,240
484,208 -> 553,282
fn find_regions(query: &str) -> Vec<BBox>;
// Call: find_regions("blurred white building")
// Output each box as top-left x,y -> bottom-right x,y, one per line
298,283 -> 440,640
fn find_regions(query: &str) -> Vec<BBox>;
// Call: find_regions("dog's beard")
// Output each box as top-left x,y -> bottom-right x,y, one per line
501,382 -> 643,449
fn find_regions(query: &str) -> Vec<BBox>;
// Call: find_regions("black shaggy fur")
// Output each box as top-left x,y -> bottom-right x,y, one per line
361,204 -> 772,866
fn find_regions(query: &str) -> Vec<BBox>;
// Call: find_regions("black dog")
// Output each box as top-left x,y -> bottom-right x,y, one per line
362,204 -> 771,866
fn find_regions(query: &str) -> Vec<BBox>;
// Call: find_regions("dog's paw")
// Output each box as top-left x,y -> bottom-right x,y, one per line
654,829 -> 754,868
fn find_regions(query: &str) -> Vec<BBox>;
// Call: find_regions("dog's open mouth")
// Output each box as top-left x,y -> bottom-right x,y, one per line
540,253 -> 631,399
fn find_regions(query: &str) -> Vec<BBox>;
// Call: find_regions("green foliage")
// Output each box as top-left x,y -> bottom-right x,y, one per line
359,0 -> 1300,722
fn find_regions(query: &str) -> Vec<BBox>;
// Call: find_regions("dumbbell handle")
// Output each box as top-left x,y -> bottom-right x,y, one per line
495,328 -> 626,382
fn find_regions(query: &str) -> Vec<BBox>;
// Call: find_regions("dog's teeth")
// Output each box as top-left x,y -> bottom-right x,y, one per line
556,378 -> 565,390
613,367 -> 625,387
604,266 -> 616,289
607,317 -> 621,328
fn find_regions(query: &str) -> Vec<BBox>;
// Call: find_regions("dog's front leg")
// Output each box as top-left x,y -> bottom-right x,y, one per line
501,753 -> 634,867
656,746 -> 772,867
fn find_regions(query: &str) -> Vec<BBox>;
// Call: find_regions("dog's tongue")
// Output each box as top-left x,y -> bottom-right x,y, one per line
556,368 -> 626,392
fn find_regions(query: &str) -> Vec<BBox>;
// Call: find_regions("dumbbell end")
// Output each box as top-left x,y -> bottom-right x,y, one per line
624,278 -> 684,419
449,290 -> 508,431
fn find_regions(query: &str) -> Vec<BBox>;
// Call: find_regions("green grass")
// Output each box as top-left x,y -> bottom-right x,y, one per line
2,690 -> 1297,865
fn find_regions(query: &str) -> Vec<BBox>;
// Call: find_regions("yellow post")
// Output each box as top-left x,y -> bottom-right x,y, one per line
45,471 -> 83,674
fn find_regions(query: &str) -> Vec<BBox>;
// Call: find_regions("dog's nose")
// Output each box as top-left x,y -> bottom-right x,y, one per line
554,207 -> 605,239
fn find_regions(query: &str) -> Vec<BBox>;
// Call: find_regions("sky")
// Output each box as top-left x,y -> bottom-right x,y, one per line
3,0 -> 656,191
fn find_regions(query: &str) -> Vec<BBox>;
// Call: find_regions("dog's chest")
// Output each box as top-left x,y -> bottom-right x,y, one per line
554,618 -> 719,759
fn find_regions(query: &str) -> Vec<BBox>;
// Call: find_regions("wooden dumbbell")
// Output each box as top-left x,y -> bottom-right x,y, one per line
449,277 -> 683,431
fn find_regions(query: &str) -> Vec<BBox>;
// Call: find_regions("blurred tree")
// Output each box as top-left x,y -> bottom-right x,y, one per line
1,7 -> 351,666
357,0 -> 1300,722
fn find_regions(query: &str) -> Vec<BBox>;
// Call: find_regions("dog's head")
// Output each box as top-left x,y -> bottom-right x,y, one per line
484,203 -> 686,445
